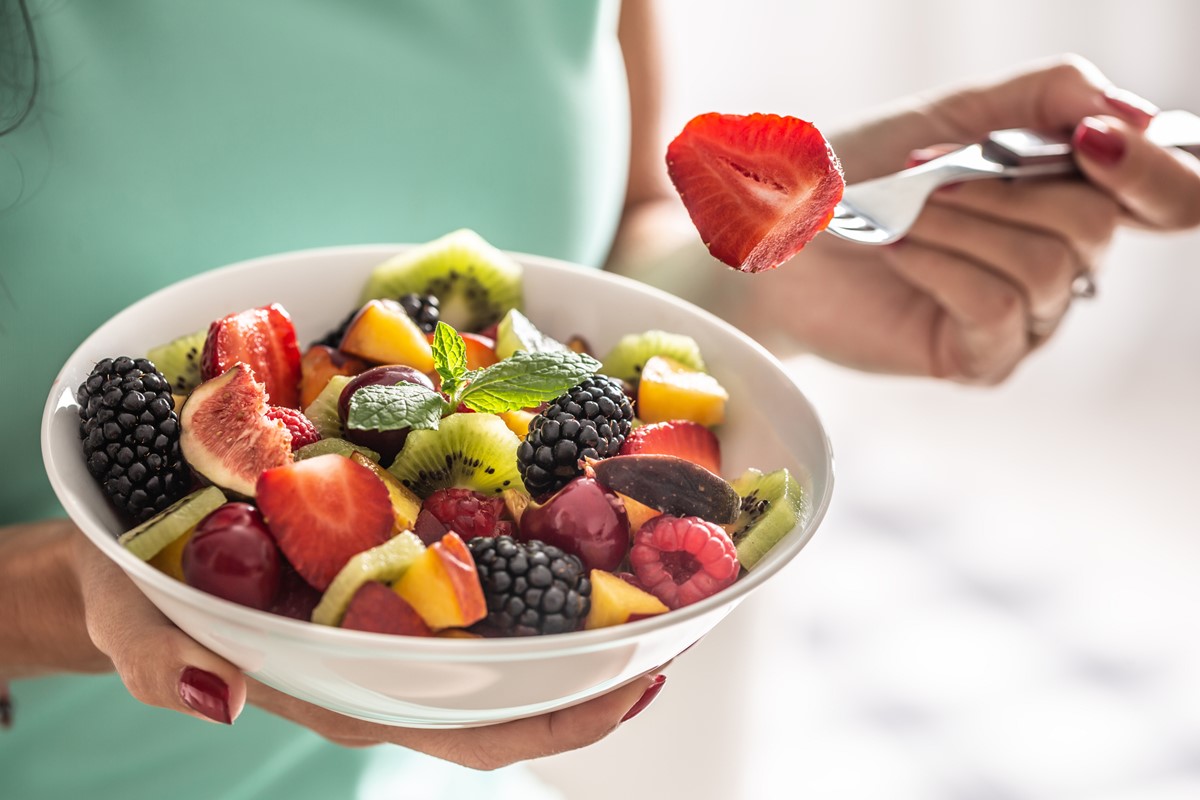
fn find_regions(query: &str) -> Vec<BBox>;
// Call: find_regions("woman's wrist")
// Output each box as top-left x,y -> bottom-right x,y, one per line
0,519 -> 111,679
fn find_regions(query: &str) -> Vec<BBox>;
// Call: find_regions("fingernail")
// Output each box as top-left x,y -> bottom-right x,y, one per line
1103,89 -> 1158,130
904,148 -> 941,169
621,674 -> 666,723
179,667 -> 232,724
1073,118 -> 1126,166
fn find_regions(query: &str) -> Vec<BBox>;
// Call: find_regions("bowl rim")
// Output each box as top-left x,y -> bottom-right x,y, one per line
42,242 -> 835,658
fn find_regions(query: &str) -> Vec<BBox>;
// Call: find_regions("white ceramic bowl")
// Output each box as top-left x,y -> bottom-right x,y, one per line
42,244 -> 833,728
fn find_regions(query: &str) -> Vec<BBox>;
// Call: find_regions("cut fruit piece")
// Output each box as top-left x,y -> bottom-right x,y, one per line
616,492 -> 662,535
392,531 -> 487,629
146,328 -> 207,395
179,364 -> 294,498
350,452 -> 423,533
584,569 -> 669,629
341,582 -> 434,636
637,355 -> 728,427
293,437 -> 380,463
599,330 -> 706,383
303,374 -> 353,440
310,530 -> 425,626
299,345 -> 368,409
118,486 -> 227,561
494,308 -> 568,359
388,412 -> 522,498
256,454 -> 396,591
589,453 -> 740,525
498,408 -> 537,439
360,229 -> 524,332
339,299 -> 435,374
201,304 -> 303,408
724,467 -> 807,570
620,420 -> 721,475
666,112 -> 844,273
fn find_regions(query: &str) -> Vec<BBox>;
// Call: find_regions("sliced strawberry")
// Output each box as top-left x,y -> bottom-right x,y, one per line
256,454 -> 395,590
619,420 -> 721,475
202,303 -> 303,408
341,582 -> 433,636
666,113 -> 844,273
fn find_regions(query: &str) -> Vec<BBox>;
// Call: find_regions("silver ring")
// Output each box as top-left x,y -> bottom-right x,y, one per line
1071,272 -> 1097,299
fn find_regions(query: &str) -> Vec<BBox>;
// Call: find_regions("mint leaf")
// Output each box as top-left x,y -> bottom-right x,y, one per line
347,384 -> 448,432
459,350 -> 601,414
431,321 -> 467,398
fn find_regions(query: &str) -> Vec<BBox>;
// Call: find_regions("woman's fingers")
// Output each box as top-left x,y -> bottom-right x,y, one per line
73,534 -> 247,724
1072,115 -> 1200,230
248,670 -> 665,771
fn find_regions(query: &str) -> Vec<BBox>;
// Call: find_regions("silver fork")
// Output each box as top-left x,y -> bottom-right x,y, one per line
826,109 -> 1200,245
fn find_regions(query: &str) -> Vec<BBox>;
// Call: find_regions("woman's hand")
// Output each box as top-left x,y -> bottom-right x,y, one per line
71,532 -> 662,770
739,55 -> 1200,382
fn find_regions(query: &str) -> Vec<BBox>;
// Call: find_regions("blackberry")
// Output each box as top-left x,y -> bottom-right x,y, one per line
314,293 -> 441,347
77,356 -> 190,523
468,535 -> 591,636
516,375 -> 634,498
396,293 -> 440,334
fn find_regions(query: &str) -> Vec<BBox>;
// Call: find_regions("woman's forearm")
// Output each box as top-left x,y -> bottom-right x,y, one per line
0,519 -> 111,678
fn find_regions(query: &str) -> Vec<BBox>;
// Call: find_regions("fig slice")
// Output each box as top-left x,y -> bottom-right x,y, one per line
180,363 -> 294,497
588,454 -> 741,525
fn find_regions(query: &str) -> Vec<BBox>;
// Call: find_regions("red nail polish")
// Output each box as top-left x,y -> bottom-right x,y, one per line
621,674 -> 666,723
1103,89 -> 1158,130
1073,119 -> 1125,166
179,667 -> 232,724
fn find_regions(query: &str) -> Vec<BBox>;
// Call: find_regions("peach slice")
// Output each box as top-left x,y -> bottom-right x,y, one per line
616,492 -> 662,535
299,345 -> 368,409
350,451 -> 422,533
392,532 -> 487,629
636,355 -> 728,427
339,299 -> 435,374
584,569 -> 668,629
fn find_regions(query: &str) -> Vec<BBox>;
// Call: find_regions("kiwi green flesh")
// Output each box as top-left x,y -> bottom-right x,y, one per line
146,329 -> 207,394
600,330 -> 707,382
310,531 -> 425,626
118,486 -> 226,560
360,229 -> 523,332
303,375 -> 352,440
724,468 -> 807,570
387,412 -> 521,498
495,308 -> 568,359
294,437 -> 380,463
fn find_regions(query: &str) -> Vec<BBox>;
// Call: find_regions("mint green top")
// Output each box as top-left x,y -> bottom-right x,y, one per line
0,1 -> 628,796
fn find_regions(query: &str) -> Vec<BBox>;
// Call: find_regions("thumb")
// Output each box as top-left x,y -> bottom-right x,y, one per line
933,54 -> 1157,139
74,536 -> 247,724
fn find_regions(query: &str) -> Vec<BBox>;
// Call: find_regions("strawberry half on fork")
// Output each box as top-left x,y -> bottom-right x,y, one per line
666,112 -> 844,273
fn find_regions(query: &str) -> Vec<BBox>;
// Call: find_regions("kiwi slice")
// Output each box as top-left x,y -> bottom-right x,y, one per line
600,330 -> 707,382
387,412 -> 521,497
146,328 -> 207,395
118,485 -> 226,561
294,437 -> 381,463
360,229 -> 523,332
494,308 -> 568,359
302,375 -> 353,439
311,531 -> 425,626
723,468 -> 807,570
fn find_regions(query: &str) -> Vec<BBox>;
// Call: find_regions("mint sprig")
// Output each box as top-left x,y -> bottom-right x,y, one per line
345,321 -> 601,433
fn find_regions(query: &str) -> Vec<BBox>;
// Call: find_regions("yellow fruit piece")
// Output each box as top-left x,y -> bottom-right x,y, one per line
147,526 -> 196,582
351,451 -> 422,532
339,299 -> 435,373
499,409 -> 537,439
584,569 -> 669,630
616,492 -> 661,535
310,530 -> 425,627
636,355 -> 728,427
392,533 -> 487,630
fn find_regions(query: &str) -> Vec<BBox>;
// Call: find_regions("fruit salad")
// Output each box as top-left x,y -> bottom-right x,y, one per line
77,229 -> 808,638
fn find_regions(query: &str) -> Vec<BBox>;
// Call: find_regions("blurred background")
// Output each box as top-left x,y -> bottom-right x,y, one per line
531,1 -> 1200,798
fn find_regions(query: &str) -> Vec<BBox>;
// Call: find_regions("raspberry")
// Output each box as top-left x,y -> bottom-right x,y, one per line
422,487 -> 506,540
266,406 -> 321,451
629,515 -> 740,609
